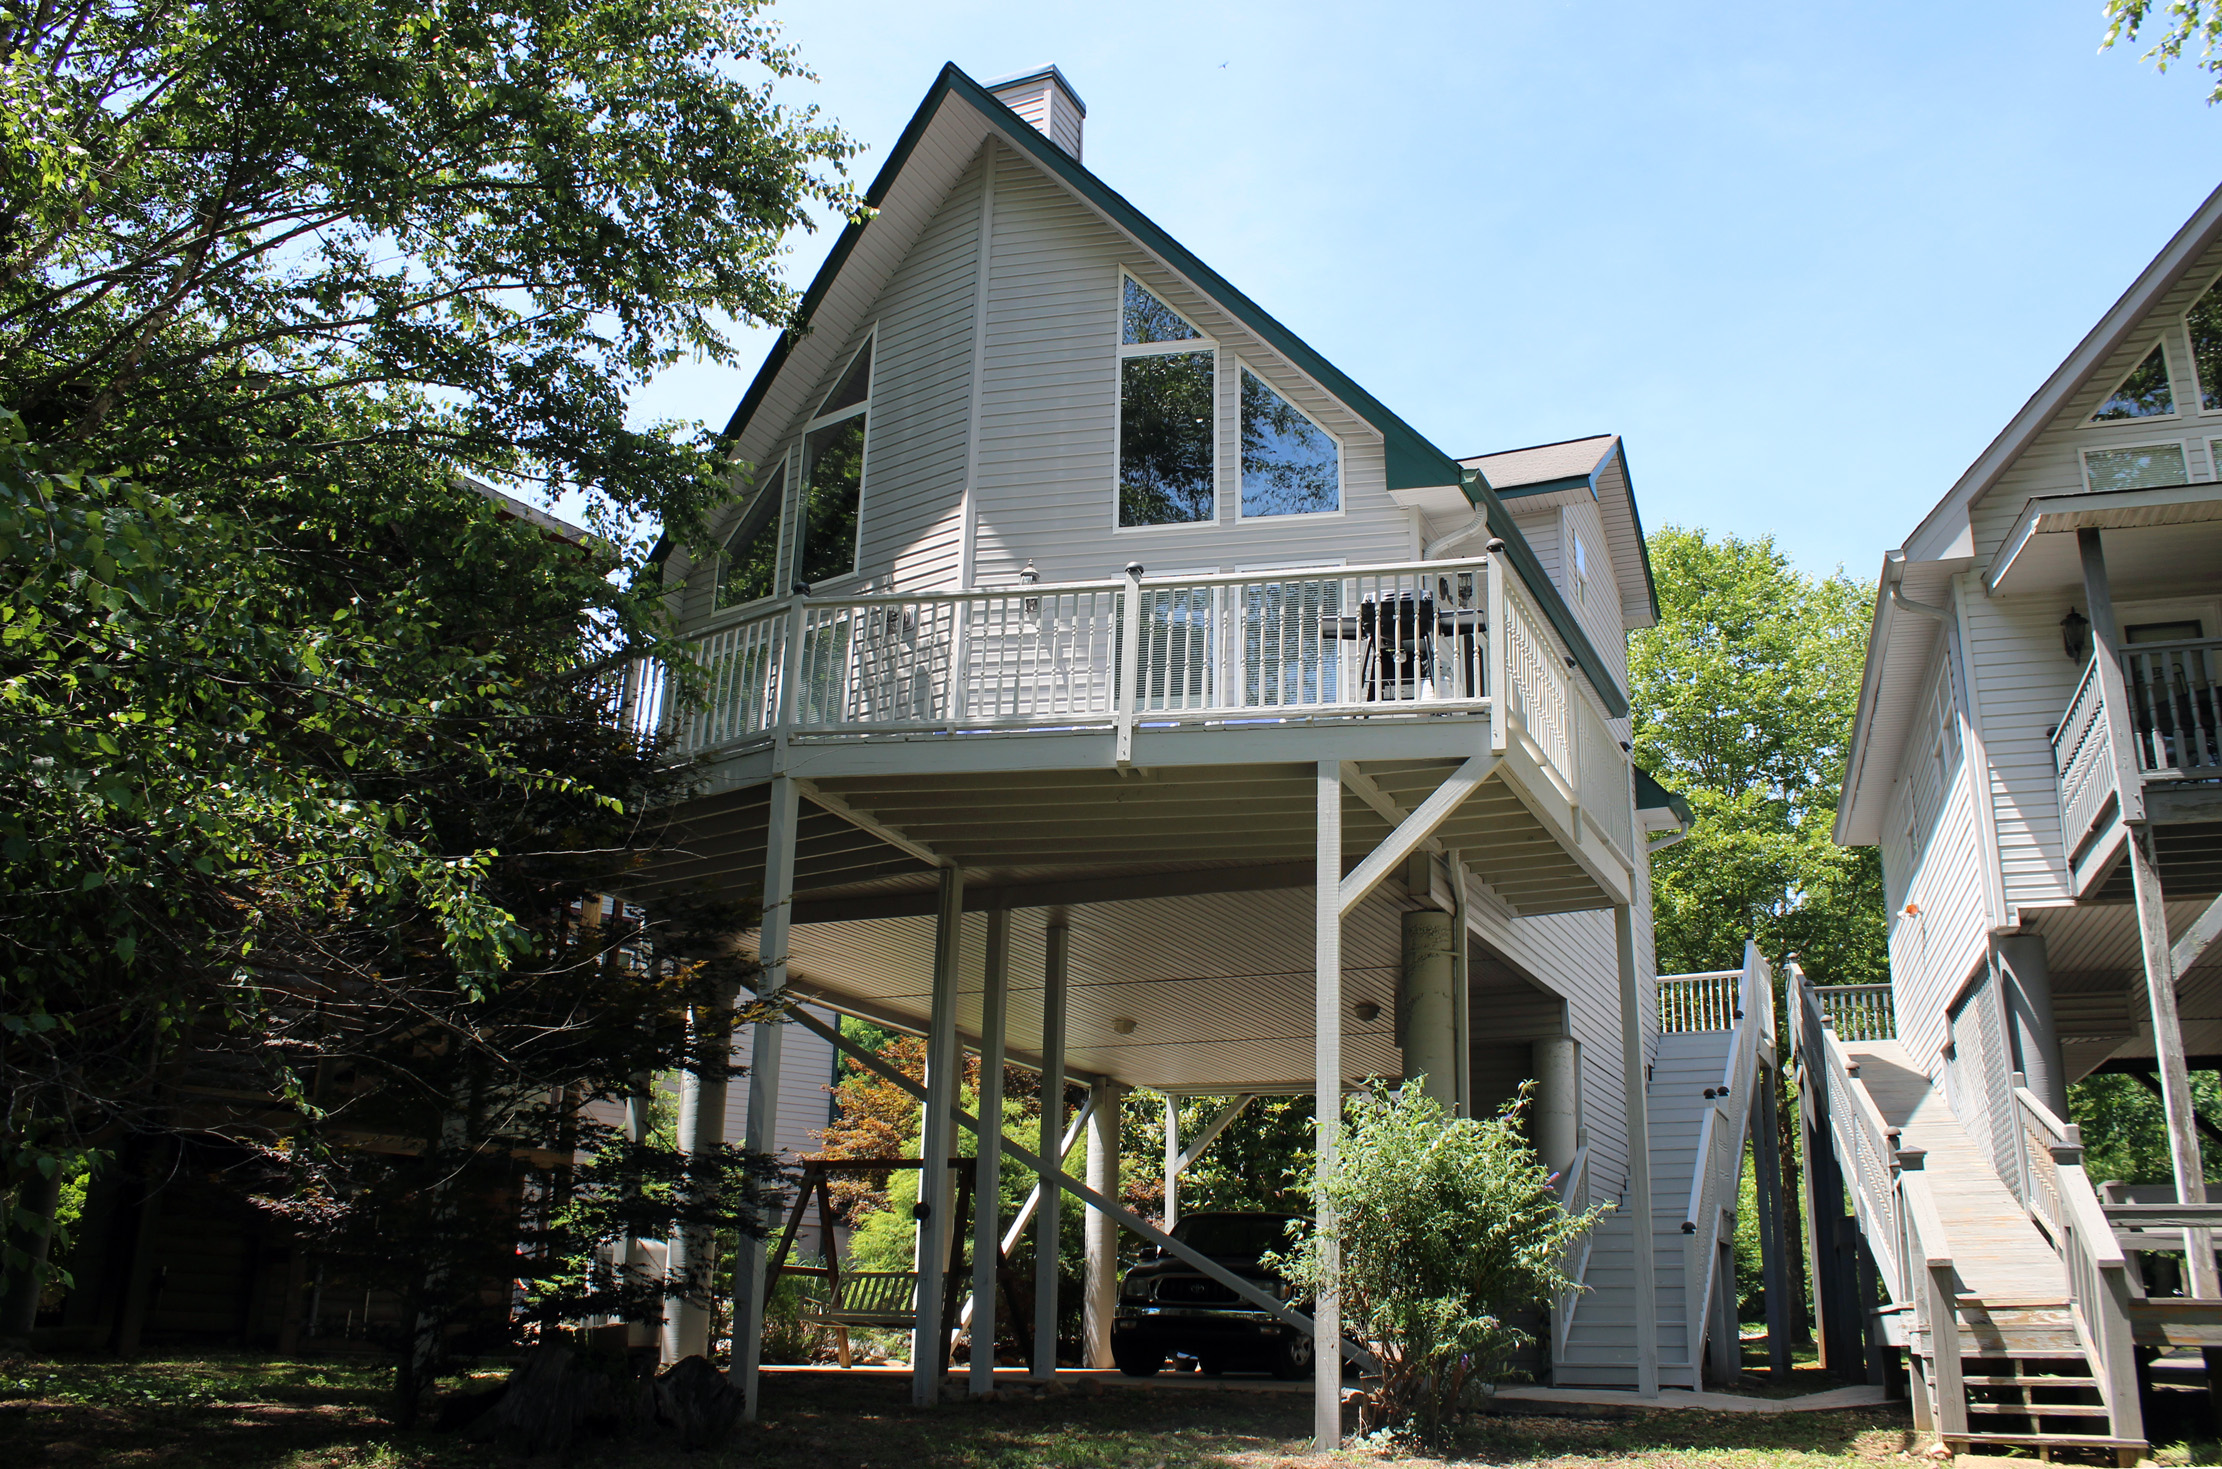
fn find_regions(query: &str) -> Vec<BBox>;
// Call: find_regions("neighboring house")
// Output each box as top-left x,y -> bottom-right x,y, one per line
638,64 -> 1771,1427
1817,183 -> 2222,1459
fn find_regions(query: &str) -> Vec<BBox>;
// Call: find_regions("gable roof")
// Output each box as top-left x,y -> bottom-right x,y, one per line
1460,434 -> 1660,629
1837,183 -> 2222,844
703,62 -> 1629,716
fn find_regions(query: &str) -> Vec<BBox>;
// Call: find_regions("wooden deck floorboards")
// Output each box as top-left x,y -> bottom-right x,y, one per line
1846,1040 -> 2067,1307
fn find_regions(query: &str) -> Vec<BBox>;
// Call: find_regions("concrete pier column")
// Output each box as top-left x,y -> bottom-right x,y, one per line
1082,1076 -> 1120,1368
1399,908 -> 1459,1111
664,975 -> 738,1364
910,866 -> 964,1405
1994,934 -> 2067,1120
1033,919 -> 1069,1381
1531,1035 -> 1580,1179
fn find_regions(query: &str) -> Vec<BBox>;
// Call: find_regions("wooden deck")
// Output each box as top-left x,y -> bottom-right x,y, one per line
1845,1040 -> 2069,1311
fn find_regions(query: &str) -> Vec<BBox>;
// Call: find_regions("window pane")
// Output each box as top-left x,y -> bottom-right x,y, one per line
2194,280 -> 2222,412
820,342 -> 871,417
2083,443 -> 2187,493
799,415 -> 865,585
2093,345 -> 2174,421
1119,350 -> 1215,526
1240,369 -> 1338,516
1123,278 -> 1201,346
718,466 -> 783,609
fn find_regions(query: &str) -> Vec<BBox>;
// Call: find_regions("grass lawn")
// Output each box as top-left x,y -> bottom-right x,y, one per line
0,1352 -> 1939,1467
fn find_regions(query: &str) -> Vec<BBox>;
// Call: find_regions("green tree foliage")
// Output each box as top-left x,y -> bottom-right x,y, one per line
0,0 -> 856,1210
2103,1 -> 2222,103
1631,528 -> 1882,982
1274,1084 -> 1598,1444
2069,1071 -> 2222,1187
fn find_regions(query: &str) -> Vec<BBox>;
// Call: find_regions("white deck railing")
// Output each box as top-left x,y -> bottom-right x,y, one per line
1657,970 -> 1740,1034
1791,964 -> 1903,1295
1677,944 -> 1773,1379
661,556 -> 1631,830
1549,1135 -> 1594,1362
1810,983 -> 1894,1044
2051,636 -> 2222,865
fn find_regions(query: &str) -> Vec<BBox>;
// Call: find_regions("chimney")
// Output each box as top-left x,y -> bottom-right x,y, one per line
985,65 -> 1085,162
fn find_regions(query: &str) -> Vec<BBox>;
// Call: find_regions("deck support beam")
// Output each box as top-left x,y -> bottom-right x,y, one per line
911,866 -> 965,1405
732,774 -> 798,1417
1617,902 -> 1659,1398
1336,754 -> 1496,918
2083,527 -> 2216,1297
1034,919 -> 1069,1382
967,909 -> 1010,1397
1316,758 -> 1344,1449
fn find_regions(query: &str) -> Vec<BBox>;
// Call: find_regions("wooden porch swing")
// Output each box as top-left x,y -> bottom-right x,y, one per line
762,1158 -> 1032,1372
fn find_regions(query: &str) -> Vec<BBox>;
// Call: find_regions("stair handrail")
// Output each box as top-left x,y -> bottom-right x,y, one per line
1795,968 -> 1905,1295
1550,1137 -> 1594,1360
2010,1080 -> 2143,1449
1896,1153 -> 1966,1443
1678,941 -> 1771,1378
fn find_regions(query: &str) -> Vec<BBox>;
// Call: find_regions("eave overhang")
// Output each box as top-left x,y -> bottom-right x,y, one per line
1987,480 -> 2222,596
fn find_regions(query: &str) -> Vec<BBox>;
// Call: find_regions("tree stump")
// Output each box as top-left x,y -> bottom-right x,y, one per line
654,1353 -> 743,1448
465,1341 -> 659,1453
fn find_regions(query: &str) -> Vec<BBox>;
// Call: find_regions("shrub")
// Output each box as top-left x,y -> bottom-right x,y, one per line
1273,1081 -> 1602,1443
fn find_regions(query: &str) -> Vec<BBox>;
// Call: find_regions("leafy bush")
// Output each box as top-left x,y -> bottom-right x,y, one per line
1274,1081 -> 1602,1443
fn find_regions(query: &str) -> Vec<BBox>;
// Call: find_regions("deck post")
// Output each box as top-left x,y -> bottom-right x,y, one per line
1532,1036 -> 1580,1179
1399,908 -> 1459,1110
1163,1096 -> 1180,1231
1315,757 -> 1344,1449
1616,902 -> 1659,1397
733,773 -> 799,1416
1034,919 -> 1068,1381
1449,850 -> 1474,1117
911,865 -> 964,1406
1083,1076 -> 1120,1367
968,908 -> 1010,1396
664,972 -> 738,1364
2081,528 -> 2216,1296
1750,1062 -> 1791,1379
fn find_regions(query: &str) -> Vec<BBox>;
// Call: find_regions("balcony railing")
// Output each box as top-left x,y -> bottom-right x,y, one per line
2052,637 -> 2222,863
659,555 -> 1633,857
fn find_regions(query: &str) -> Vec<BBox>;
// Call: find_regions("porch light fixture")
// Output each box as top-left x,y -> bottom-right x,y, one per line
1020,560 -> 1041,626
2061,607 -> 2090,662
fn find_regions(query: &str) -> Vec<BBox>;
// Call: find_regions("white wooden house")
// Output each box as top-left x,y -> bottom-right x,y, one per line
1818,182 -> 2222,1461
628,63 -> 1767,1435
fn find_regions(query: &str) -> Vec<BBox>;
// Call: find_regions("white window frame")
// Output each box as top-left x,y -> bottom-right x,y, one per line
713,449 -> 790,614
2082,336 -> 2181,427
1113,267 -> 1220,535
1561,507 -> 1592,609
1232,358 -> 1344,523
795,325 -> 875,586
2183,266 -> 2222,416
2077,438 -> 2194,494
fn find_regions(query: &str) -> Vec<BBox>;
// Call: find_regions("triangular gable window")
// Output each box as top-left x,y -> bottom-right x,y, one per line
819,341 -> 871,417
1122,278 -> 1203,346
2189,276 -> 2222,411
2091,343 -> 2174,422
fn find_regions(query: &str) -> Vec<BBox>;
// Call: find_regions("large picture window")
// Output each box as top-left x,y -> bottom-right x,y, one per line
717,454 -> 785,609
1118,275 -> 1216,527
1239,368 -> 1339,517
797,339 -> 870,586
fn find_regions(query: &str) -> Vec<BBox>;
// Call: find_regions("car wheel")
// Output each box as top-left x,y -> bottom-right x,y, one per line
1269,1330 -> 1314,1380
1113,1343 -> 1164,1377
1197,1354 -> 1227,1377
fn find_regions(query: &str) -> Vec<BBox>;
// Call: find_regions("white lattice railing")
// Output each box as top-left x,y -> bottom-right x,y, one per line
661,556 -> 1621,805
1679,943 -> 1773,1377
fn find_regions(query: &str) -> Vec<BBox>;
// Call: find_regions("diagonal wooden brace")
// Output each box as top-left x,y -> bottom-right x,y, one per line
1336,752 -> 1498,918
2173,888 -> 2222,984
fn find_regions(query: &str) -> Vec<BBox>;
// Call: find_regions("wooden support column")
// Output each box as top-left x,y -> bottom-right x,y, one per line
734,774 -> 799,1414
911,865 -> 964,1407
968,909 -> 1010,1397
1315,757 -> 1344,1448
1033,919 -> 1068,1382
2081,527 -> 2216,1297
664,975 -> 738,1364
1750,1063 -> 1792,1379
1616,903 -> 1660,1397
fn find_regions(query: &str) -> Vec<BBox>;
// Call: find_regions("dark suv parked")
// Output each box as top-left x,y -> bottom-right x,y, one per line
1110,1210 -> 1311,1378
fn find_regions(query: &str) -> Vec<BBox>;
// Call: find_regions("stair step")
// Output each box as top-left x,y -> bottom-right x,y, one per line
1966,1404 -> 2112,1419
1961,1374 -> 2097,1388
1941,1431 -> 2144,1450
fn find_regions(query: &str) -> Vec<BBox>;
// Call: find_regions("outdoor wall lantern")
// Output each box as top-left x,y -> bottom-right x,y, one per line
2061,607 -> 2090,662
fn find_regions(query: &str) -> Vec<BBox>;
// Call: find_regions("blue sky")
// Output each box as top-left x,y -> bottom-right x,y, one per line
636,0 -> 2222,583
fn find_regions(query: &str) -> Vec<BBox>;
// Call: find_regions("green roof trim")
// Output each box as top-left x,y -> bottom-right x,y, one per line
1634,766 -> 1691,829
710,62 -> 1629,717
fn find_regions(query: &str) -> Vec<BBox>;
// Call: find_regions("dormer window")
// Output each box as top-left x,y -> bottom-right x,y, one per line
1239,368 -> 1339,516
2091,342 -> 2175,422
1118,275 -> 1216,528
717,454 -> 785,609
798,338 -> 871,585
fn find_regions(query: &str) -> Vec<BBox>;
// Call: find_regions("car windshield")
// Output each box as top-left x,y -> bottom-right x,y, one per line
1173,1213 -> 1298,1259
